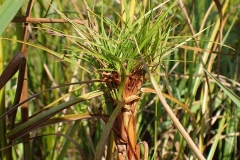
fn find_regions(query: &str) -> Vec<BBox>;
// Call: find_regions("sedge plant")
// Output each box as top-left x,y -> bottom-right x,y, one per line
1,0 -> 240,159
49,0 -> 206,159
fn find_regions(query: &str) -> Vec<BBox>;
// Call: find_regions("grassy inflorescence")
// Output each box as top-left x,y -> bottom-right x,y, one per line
0,0 -> 240,159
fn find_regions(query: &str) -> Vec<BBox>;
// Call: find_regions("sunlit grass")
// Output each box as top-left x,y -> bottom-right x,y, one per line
0,0 -> 240,160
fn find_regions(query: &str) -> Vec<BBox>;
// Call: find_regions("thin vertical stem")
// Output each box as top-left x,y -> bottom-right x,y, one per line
17,0 -> 35,159
0,20 -> 8,160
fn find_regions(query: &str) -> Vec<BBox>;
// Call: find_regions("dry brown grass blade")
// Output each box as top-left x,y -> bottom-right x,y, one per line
136,141 -> 149,160
213,0 -> 223,42
12,17 -> 88,24
141,87 -> 197,127
0,52 -> 26,129
147,74 -> 206,160
0,53 -> 25,90
39,113 -> 101,127
164,41 -> 234,56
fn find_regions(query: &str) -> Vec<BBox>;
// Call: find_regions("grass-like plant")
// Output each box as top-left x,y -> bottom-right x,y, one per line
35,0 -> 206,159
0,0 -> 240,160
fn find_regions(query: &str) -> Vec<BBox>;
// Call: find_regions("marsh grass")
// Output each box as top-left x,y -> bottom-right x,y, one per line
0,0 -> 240,160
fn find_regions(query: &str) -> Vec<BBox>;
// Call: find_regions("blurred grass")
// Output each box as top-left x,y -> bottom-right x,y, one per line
0,0 -> 240,159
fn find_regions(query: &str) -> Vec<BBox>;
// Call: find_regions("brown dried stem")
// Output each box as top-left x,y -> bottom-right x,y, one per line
12,16 -> 87,24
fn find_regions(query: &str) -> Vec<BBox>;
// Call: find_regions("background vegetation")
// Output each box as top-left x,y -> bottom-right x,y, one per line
0,0 -> 240,159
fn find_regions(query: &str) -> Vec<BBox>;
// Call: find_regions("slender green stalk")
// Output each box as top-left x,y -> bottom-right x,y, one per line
0,21 -> 8,160
207,112 -> 226,160
0,2 -> 6,159
58,121 -> 80,160
154,99 -> 158,160
106,131 -> 115,160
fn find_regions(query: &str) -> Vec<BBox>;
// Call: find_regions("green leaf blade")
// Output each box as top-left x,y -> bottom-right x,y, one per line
0,0 -> 25,36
